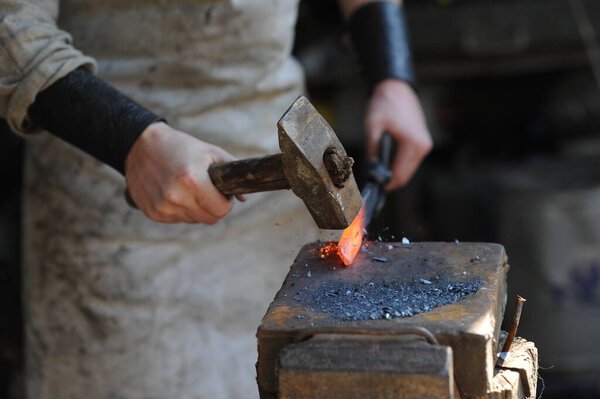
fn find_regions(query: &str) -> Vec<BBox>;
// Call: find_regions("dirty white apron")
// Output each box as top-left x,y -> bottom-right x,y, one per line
23,1 -> 322,398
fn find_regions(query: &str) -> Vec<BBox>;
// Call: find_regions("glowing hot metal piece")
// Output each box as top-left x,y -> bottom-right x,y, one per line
336,133 -> 393,265
337,203 -> 366,265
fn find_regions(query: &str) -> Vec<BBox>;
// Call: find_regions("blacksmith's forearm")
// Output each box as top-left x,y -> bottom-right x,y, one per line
29,68 -> 163,174
337,0 -> 400,20
342,0 -> 415,92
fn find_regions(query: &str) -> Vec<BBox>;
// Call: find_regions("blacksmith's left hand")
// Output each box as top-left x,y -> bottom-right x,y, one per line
365,79 -> 432,191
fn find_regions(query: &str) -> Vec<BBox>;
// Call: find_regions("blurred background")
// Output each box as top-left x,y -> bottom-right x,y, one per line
295,0 -> 600,397
1,0 -> 600,397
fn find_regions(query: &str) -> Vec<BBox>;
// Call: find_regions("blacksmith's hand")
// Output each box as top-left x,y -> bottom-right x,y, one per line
365,79 -> 432,191
124,122 -> 244,224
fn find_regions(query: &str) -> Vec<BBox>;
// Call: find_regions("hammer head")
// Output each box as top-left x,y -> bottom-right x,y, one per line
278,96 -> 362,229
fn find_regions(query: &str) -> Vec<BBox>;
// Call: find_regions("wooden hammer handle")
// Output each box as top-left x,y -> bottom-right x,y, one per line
208,153 -> 290,196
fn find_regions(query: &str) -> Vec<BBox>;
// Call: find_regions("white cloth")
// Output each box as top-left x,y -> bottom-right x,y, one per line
10,0 -> 326,398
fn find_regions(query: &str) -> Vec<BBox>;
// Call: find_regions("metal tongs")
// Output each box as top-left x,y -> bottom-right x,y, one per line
362,132 -> 394,228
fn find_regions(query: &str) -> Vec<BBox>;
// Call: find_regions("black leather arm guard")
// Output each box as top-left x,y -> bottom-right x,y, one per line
29,68 -> 163,175
348,1 -> 415,93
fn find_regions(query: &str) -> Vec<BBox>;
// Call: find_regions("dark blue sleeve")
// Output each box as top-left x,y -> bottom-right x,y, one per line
29,68 -> 164,175
348,1 -> 416,93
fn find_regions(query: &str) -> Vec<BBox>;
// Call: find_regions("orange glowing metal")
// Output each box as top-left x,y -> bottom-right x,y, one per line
337,203 -> 366,266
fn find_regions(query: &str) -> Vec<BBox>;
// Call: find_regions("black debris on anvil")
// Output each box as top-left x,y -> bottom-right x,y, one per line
372,256 -> 390,262
292,276 -> 483,321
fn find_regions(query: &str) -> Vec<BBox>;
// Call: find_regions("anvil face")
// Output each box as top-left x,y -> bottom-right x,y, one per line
256,242 -> 509,398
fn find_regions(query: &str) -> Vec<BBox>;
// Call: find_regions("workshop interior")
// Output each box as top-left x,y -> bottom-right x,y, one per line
1,0 -> 600,397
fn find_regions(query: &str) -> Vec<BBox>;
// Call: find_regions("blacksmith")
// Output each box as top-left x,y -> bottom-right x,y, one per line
0,0 -> 431,397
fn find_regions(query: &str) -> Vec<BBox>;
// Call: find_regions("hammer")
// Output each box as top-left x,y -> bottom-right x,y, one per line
208,96 -> 362,229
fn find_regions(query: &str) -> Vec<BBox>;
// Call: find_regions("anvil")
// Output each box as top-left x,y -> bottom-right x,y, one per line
256,241 -> 523,398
